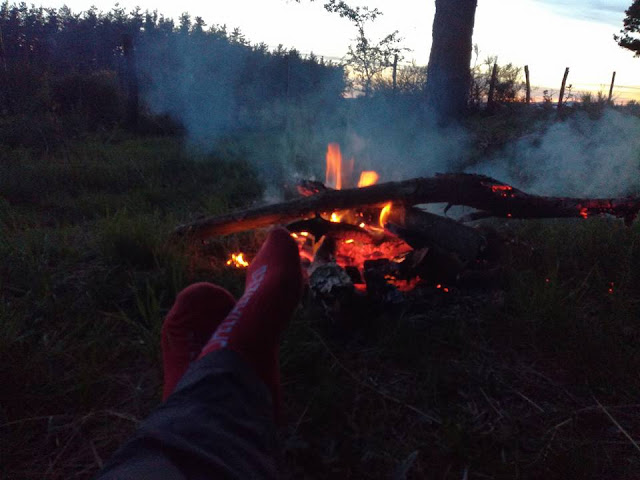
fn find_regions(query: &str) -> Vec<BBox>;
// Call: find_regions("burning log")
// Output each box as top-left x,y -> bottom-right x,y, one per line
175,173 -> 640,239
387,206 -> 487,265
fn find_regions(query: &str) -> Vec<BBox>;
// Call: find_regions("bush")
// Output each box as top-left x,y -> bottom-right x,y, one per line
51,71 -> 125,129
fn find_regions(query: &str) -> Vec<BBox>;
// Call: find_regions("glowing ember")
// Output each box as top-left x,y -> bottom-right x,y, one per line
580,207 -> 588,219
300,231 -> 309,237
379,203 -> 392,228
608,282 -> 614,294
330,212 -> 342,223
345,239 -> 355,244
359,222 -> 366,228
326,143 -> 342,190
358,171 -> 380,187
507,213 -> 512,218
491,184 -> 515,198
226,253 -> 249,268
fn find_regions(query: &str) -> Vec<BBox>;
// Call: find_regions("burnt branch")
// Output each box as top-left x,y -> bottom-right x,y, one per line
175,173 -> 640,239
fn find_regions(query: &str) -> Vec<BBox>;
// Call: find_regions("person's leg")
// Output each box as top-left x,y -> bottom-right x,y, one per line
97,229 -> 303,479
199,227 -> 304,417
162,282 -> 236,400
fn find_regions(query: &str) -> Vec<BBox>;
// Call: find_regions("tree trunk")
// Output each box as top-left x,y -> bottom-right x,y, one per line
424,0 -> 478,123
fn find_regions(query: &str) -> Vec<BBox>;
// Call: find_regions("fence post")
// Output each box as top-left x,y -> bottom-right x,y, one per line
524,65 -> 531,104
487,62 -> 498,111
558,67 -> 569,110
392,54 -> 398,93
608,71 -> 616,104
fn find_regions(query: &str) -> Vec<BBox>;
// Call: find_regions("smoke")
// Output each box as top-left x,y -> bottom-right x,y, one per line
135,33 -> 346,188
135,33 -> 472,190
339,96 -> 472,182
469,109 -> 640,197
136,32 -> 640,200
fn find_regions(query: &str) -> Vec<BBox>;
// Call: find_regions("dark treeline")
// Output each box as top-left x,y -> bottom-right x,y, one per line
0,2 -> 345,148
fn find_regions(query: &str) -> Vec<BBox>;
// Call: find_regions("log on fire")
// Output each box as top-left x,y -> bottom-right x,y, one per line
387,206 -> 487,264
174,173 -> 640,239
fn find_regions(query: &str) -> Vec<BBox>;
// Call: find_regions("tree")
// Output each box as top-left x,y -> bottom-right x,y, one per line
469,53 -> 525,108
615,0 -> 640,55
373,61 -> 427,95
324,1 -> 405,96
296,0 -> 404,96
424,0 -> 478,122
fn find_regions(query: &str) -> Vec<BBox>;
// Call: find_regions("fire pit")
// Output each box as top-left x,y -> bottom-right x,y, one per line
176,142 -> 640,305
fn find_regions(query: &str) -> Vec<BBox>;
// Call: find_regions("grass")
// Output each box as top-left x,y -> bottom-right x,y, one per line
279,217 -> 640,478
2,127 -> 640,479
0,133 -> 261,478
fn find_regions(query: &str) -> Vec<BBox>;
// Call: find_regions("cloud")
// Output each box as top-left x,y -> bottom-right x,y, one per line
530,0 -> 628,26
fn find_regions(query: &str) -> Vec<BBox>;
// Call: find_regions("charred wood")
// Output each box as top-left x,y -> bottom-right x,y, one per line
175,173 -> 640,239
387,206 -> 487,264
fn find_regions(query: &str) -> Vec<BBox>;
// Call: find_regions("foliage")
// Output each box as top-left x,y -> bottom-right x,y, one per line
615,0 -> 640,56
321,1 -> 406,96
0,2 -> 346,143
372,61 -> 427,95
469,51 -> 525,108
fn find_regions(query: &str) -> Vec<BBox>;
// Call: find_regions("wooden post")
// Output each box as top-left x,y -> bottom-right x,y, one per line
558,67 -> 569,110
392,54 -> 398,93
524,65 -> 531,104
608,71 -> 616,104
487,62 -> 498,111
122,34 -> 139,128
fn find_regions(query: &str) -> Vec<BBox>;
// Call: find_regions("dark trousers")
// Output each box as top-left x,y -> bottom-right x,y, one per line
96,349 -> 281,479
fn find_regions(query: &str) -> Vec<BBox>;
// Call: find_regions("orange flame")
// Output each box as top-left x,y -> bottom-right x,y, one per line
226,252 -> 249,268
580,207 -> 588,219
379,203 -> 392,227
326,143 -> 342,190
358,171 -> 379,188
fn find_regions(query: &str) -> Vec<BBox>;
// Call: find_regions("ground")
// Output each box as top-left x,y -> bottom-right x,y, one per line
1,126 -> 640,479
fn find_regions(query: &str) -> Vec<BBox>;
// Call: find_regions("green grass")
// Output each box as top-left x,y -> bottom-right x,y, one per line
0,133 -> 261,478
2,130 -> 640,479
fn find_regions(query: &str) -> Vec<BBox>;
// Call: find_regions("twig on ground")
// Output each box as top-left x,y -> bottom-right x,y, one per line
89,438 -> 104,470
513,390 -> 545,413
593,395 -> 640,454
479,387 -> 504,421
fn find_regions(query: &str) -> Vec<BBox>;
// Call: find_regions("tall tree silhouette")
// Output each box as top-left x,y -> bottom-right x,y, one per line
424,0 -> 477,122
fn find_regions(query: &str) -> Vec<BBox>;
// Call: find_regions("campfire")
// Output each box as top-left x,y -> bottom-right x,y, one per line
288,143 -> 417,290
213,144 -> 500,299
180,142 -> 640,303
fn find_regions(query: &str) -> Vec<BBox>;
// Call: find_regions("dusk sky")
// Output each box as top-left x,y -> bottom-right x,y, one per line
38,0 -> 640,101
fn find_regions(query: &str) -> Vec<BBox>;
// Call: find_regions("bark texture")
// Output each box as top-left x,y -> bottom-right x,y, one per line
174,174 -> 640,239
425,0 -> 478,122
